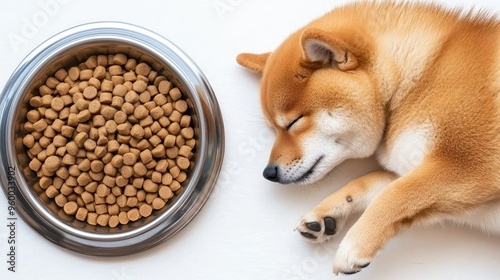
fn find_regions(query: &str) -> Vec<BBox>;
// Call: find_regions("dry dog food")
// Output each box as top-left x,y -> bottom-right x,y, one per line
22,53 -> 197,227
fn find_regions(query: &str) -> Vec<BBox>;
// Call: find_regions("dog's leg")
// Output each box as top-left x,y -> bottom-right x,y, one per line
332,163 -> 500,275
296,170 -> 397,243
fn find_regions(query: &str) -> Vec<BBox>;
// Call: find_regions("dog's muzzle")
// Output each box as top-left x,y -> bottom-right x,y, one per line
263,164 -> 279,182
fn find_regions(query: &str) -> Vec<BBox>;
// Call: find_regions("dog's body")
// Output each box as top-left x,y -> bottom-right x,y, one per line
237,1 -> 500,275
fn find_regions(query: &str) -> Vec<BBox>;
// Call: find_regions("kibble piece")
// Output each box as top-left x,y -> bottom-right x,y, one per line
54,194 -> 67,207
167,122 -> 181,135
33,119 -> 48,132
49,97 -> 65,112
118,212 -> 129,225
178,145 -> 192,158
87,212 -> 98,225
158,80 -> 171,94
109,65 -> 123,76
97,214 -> 110,226
132,80 -> 147,93
83,86 -> 98,99
174,100 -> 188,113
135,62 -> 151,76
159,186 -> 173,200
139,204 -> 153,218
124,185 -> 137,197
75,207 -> 88,221
152,197 -> 166,210
122,152 -> 137,166
176,157 -> 191,170
96,184 -> 111,197
44,156 -> 61,172
108,215 -> 119,228
169,87 -> 182,101
113,84 -> 128,97
45,185 -> 59,198
126,208 -> 140,222
133,105 -> 148,120
63,201 -> 78,215
133,162 -> 147,177
80,69 -> 93,81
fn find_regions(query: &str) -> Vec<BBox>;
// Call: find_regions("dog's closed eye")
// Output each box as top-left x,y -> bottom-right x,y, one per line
287,115 -> 303,130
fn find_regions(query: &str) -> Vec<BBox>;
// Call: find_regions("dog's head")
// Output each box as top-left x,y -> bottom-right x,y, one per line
237,27 -> 386,184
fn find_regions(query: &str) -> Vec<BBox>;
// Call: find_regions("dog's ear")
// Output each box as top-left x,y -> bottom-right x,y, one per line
236,52 -> 270,73
300,28 -> 359,71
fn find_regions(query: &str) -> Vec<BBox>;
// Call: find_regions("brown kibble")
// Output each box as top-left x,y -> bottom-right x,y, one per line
159,186 -> 173,200
88,99 -> 101,114
155,159 -> 168,173
139,204 -> 153,218
170,166 -> 181,179
150,106 -> 164,120
109,65 -> 123,76
108,215 -> 119,228
75,207 -> 88,221
130,124 -> 145,139
133,162 -> 147,177
63,201 -> 78,215
50,97 -> 65,112
169,110 -> 182,123
44,156 -> 61,172
178,145 -> 192,158
133,105 -> 148,120
54,68 -> 68,81
45,185 -> 59,198
169,180 -> 181,191
100,91 -> 113,104
118,212 -> 129,225
87,212 -> 98,225
139,149 -> 153,164
25,59 -> 193,227
83,86 -> 98,99
167,122 -> 181,135
120,165 -> 134,179
152,197 -> 166,210
164,135 -> 176,148
33,119 -> 48,132
27,110 -> 41,123
158,80 -> 171,94
96,183 -> 111,197
176,157 -> 190,170
135,63 -> 151,76
97,214 -> 110,226
181,127 -> 194,139
180,115 -> 191,128
127,208 -> 140,221
123,152 -> 137,166
169,87 -> 182,101
174,100 -> 188,113
113,84 -> 128,97
80,69 -> 93,81
132,80 -> 147,93
112,53 -> 128,65
143,180 -> 158,193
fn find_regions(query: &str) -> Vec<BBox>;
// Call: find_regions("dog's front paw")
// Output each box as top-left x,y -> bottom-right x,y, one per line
295,205 -> 349,243
333,238 -> 371,275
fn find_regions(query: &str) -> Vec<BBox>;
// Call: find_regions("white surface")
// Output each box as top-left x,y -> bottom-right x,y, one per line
1,0 -> 500,279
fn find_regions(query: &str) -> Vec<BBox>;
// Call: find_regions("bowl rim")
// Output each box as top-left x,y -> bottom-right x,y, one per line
0,22 -> 224,256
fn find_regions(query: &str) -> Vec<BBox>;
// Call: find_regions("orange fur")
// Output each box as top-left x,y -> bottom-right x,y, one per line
237,1 -> 500,275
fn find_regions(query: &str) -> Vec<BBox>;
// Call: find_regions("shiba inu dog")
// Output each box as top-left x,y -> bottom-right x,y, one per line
236,1 -> 500,275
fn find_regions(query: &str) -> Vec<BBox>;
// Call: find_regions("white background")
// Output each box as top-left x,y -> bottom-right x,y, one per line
1,0 -> 500,279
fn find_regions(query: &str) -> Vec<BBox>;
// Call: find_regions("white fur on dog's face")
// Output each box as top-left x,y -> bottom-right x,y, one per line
275,110 -> 381,184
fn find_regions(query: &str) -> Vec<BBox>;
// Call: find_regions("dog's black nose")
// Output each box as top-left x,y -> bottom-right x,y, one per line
263,164 -> 279,182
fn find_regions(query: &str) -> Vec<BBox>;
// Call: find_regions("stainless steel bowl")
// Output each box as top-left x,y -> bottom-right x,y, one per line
0,22 -> 224,256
